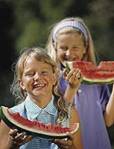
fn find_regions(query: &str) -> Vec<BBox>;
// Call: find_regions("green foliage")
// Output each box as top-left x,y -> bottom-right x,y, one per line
16,19 -> 46,51
7,0 -> 75,52
85,0 -> 114,61
38,0 -> 72,20
9,0 -> 71,49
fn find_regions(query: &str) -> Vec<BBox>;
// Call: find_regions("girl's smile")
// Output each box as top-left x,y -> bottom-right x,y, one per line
19,56 -> 56,106
56,32 -> 86,63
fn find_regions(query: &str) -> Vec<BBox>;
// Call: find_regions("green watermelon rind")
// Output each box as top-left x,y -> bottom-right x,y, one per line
82,77 -> 114,84
0,106 -> 79,139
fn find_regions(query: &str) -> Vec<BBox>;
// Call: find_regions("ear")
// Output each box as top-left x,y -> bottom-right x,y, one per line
19,80 -> 26,90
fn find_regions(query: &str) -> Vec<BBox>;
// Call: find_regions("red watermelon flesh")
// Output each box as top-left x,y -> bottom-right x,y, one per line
66,61 -> 114,84
97,61 -> 114,71
0,106 -> 79,139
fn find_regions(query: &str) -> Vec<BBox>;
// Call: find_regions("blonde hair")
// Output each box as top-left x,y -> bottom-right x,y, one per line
10,47 -> 57,100
46,17 -> 97,65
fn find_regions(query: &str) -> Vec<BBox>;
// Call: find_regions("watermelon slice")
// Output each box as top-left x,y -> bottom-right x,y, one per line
0,106 -> 79,139
66,61 -> 114,84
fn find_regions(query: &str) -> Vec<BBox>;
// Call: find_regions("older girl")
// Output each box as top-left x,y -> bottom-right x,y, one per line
46,17 -> 114,149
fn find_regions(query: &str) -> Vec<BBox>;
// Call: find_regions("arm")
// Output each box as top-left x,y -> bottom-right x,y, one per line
63,68 -> 81,104
69,106 -> 83,149
0,120 -> 11,149
53,69 -> 83,149
53,106 -> 83,149
63,68 -> 83,149
0,120 -> 32,149
104,84 -> 114,127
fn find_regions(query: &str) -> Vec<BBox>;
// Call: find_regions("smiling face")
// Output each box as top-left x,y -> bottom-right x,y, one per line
56,32 -> 86,64
19,56 -> 56,106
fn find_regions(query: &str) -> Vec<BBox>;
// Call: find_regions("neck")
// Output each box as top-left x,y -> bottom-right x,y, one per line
29,94 -> 53,108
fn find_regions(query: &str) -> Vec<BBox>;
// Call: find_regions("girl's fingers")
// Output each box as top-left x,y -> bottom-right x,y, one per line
14,132 -> 26,140
9,129 -> 32,146
65,69 -> 81,80
24,135 -> 32,143
9,129 -> 18,137
53,138 -> 73,149
66,69 -> 76,79
75,70 -> 82,80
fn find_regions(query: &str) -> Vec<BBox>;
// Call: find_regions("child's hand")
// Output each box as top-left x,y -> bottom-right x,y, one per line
63,68 -> 82,88
9,129 -> 32,149
53,137 -> 73,149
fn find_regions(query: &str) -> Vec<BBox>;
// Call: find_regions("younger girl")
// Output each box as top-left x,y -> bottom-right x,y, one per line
0,47 -> 83,149
46,17 -> 114,149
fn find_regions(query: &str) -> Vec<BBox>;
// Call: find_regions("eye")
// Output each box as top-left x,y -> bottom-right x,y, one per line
41,70 -> 49,76
72,46 -> 81,51
24,71 -> 35,77
59,46 -> 68,51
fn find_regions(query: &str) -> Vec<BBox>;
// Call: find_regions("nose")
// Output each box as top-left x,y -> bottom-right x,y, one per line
65,49 -> 74,59
34,72 -> 41,80
66,50 -> 70,57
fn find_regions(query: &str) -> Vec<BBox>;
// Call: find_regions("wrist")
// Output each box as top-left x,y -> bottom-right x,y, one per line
9,142 -> 20,149
68,83 -> 80,92
10,145 -> 19,149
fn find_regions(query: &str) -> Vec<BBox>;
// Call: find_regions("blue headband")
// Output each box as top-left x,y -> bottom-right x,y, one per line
52,20 -> 88,45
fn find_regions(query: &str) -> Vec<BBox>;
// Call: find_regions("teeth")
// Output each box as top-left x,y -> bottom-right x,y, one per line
34,83 -> 45,88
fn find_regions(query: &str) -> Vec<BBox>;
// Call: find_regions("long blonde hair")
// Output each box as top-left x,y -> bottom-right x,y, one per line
46,17 -> 97,65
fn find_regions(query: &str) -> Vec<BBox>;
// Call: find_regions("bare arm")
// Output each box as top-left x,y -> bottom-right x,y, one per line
69,106 -> 83,149
0,120 -> 32,149
53,106 -> 83,149
63,68 -> 81,104
104,84 -> 114,127
64,68 -> 83,149
0,120 -> 11,149
53,68 -> 83,149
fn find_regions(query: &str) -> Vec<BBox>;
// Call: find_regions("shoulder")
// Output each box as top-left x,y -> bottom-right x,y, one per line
10,101 -> 25,116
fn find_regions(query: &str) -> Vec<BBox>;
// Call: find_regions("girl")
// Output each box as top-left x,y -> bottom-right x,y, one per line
46,17 -> 114,149
0,47 -> 83,149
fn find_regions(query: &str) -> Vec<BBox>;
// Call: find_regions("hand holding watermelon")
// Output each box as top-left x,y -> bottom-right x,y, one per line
62,63 -> 82,104
9,129 -> 32,149
66,61 -> 114,84
0,106 -> 79,139
63,65 -> 82,88
53,137 -> 73,149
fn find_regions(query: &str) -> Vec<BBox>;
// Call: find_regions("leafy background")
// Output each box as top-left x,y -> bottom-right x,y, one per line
0,0 -> 114,147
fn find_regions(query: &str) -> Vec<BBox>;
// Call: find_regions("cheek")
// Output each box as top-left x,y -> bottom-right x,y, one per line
49,75 -> 57,86
19,80 -> 26,90
19,78 -> 32,90
76,48 -> 86,58
56,50 -> 65,60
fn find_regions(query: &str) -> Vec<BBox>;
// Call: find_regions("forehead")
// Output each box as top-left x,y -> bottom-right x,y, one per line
56,32 -> 83,45
56,28 -> 81,37
24,56 -> 52,69
58,31 -> 81,38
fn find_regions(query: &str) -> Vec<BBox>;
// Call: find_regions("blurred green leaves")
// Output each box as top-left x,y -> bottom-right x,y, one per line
16,19 -> 46,51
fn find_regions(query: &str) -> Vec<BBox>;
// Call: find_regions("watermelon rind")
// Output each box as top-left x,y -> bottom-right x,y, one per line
0,106 -> 79,139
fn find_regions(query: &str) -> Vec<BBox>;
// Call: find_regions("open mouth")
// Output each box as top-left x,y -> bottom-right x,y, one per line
33,82 -> 46,90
